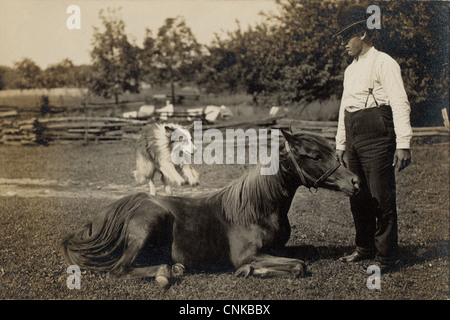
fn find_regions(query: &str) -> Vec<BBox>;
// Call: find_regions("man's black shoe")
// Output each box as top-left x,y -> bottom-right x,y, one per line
339,251 -> 374,263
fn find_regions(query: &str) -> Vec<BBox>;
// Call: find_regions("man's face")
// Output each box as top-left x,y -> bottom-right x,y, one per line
339,31 -> 364,57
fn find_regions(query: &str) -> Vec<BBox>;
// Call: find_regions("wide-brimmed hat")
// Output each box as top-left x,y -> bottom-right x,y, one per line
333,4 -> 369,38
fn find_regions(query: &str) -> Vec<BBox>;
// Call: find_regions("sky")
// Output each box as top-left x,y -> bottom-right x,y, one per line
0,0 -> 280,69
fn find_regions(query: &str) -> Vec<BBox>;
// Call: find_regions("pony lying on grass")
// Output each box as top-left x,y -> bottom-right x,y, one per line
62,129 -> 360,288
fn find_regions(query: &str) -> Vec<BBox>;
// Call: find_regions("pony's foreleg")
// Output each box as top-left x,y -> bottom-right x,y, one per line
106,235 -> 185,288
109,262 -> 185,289
180,164 -> 199,186
148,179 -> 157,196
133,153 -> 157,195
159,162 -> 186,187
106,209 -> 184,288
160,175 -> 172,196
234,254 -> 306,278
111,264 -> 185,288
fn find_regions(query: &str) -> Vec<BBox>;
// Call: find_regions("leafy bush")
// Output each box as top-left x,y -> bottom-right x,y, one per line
373,0 -> 449,126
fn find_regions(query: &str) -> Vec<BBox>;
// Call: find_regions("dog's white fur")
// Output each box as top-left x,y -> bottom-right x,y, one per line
133,122 -> 199,195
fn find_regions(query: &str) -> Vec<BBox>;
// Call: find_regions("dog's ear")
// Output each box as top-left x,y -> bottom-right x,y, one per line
164,125 -> 176,135
184,122 -> 195,134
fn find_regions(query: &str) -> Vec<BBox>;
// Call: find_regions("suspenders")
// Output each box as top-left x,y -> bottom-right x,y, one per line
364,50 -> 381,108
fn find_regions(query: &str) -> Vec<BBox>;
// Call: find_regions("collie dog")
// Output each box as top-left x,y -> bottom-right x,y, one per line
133,122 -> 199,195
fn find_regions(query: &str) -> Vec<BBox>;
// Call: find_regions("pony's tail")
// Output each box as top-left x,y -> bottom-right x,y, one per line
61,193 -> 149,272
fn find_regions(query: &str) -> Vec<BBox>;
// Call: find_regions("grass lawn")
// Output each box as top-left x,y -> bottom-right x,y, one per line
0,137 -> 448,300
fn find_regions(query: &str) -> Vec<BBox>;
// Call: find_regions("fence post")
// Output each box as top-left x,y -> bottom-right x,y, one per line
442,108 -> 449,131
83,102 -> 88,145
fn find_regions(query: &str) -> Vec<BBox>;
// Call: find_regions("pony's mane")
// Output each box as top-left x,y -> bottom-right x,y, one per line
207,163 -> 292,226
206,132 -> 334,226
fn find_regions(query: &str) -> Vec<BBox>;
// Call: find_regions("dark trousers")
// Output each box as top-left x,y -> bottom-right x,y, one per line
344,105 -> 398,263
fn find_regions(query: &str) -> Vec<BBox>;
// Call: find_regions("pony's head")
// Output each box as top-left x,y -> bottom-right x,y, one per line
280,128 -> 360,196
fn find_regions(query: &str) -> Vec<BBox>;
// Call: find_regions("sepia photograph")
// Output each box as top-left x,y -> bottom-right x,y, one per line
0,0 -> 448,311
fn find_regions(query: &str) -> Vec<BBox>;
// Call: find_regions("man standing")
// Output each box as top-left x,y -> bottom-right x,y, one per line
333,4 -> 412,271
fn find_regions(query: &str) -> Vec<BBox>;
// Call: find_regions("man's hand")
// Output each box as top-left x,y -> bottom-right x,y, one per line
336,149 -> 347,167
393,149 -> 412,172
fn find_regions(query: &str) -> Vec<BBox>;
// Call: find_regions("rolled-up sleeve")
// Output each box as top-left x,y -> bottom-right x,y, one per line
336,98 -> 347,151
378,57 -> 413,149
336,68 -> 349,151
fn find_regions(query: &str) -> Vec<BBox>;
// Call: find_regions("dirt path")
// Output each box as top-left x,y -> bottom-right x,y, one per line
0,178 -> 217,199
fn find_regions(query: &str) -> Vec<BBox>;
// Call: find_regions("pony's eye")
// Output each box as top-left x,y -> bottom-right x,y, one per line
311,155 -> 321,161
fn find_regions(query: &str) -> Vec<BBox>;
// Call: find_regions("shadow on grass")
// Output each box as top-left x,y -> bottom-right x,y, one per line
280,239 -> 448,269
396,240 -> 449,268
129,239 -> 448,280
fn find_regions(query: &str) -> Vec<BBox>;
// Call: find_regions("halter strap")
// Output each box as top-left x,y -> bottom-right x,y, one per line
285,141 -> 341,191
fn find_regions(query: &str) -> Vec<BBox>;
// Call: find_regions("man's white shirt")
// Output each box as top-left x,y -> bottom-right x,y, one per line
336,47 -> 413,151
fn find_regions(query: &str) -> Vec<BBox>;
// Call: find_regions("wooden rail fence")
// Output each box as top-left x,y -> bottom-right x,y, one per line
0,113 -> 448,146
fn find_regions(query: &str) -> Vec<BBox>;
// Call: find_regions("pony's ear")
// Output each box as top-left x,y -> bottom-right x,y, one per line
280,127 -> 295,143
289,122 -> 295,134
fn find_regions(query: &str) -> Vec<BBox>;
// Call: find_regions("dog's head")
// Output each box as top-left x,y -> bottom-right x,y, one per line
165,123 -> 196,155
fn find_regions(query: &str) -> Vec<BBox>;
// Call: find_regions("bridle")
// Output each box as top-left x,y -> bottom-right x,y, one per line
284,140 -> 341,192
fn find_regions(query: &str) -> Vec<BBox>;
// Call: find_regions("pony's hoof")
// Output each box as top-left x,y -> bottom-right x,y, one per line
106,271 -> 119,280
156,264 -> 171,289
156,276 -> 170,289
293,261 -> 306,278
234,265 -> 253,278
172,263 -> 185,277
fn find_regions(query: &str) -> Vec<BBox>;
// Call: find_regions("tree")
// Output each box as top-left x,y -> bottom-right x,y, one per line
203,2 -> 345,105
90,8 -> 141,105
206,0 -> 448,125
139,29 -> 159,87
205,23 -> 259,95
0,66 -> 18,90
199,20 -> 277,97
373,0 -> 449,126
72,64 -> 94,88
0,67 -> 6,89
14,58 -> 43,89
42,58 -> 76,88
238,0 -> 344,106
197,45 -> 241,94
146,16 -> 203,103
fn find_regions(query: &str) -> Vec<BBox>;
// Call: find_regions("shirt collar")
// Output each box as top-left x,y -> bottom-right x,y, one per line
354,46 -> 376,61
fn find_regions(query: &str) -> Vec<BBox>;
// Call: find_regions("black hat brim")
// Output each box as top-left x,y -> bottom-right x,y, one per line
332,19 -> 366,38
